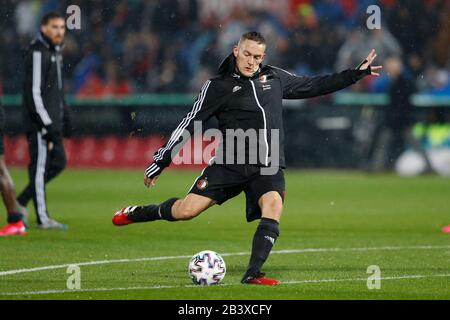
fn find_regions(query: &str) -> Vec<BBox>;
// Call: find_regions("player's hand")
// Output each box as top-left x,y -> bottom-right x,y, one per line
41,126 -> 56,145
144,162 -> 163,188
358,49 -> 382,76
144,175 -> 159,188
48,141 -> 54,151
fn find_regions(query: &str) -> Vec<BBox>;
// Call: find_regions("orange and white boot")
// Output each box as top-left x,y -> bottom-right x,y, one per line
0,221 -> 27,236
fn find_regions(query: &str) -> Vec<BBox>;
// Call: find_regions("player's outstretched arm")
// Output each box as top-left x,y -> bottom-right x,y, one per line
143,80 -> 227,188
276,49 -> 382,100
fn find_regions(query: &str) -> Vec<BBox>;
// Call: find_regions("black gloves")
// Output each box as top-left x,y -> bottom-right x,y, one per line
356,59 -> 372,75
41,125 -> 56,143
145,162 -> 163,179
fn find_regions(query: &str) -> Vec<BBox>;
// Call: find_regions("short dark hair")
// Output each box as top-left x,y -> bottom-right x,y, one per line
41,12 -> 65,26
239,31 -> 266,45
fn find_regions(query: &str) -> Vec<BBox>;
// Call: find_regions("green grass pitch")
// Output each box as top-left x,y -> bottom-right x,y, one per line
0,168 -> 449,300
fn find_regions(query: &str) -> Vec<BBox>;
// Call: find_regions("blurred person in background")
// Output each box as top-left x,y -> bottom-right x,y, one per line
367,56 -> 433,173
335,28 -> 402,72
17,12 -> 71,230
0,105 -> 28,236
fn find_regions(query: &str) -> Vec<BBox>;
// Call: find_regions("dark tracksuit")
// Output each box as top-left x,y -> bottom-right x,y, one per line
18,32 -> 70,224
145,53 -> 371,221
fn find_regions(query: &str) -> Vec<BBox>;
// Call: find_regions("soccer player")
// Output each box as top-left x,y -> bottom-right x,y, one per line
442,225 -> 450,233
0,105 -> 27,236
113,32 -> 381,284
17,12 -> 70,230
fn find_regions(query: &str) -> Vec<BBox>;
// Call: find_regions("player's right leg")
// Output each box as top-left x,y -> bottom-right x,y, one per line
113,193 -> 216,226
113,163 -> 244,226
0,155 -> 27,236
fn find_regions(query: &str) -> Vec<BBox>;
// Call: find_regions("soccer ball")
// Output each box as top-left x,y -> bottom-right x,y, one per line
188,250 -> 226,285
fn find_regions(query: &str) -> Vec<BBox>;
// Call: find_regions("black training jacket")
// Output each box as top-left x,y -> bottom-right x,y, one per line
22,32 -> 67,135
145,53 -> 370,178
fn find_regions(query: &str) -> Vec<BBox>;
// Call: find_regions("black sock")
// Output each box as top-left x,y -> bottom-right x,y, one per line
7,213 -> 23,224
242,218 -> 279,281
127,198 -> 178,222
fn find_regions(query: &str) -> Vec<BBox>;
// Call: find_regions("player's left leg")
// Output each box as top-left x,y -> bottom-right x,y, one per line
241,168 -> 285,285
241,191 -> 282,284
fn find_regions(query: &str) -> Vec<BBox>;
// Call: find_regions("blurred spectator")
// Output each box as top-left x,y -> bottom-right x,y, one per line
432,6 -> 450,67
423,67 -> 450,96
72,43 -> 102,92
77,60 -> 132,97
367,56 -> 434,172
14,0 -> 39,36
335,28 -> 402,71
385,0 -> 438,56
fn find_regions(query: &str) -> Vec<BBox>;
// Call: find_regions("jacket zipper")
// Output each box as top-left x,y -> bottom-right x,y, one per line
249,80 -> 269,166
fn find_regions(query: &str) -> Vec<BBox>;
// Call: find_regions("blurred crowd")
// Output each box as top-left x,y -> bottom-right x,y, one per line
0,0 -> 449,96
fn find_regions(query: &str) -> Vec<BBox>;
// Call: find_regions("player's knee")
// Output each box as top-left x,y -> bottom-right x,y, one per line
0,174 -> 13,193
260,192 -> 283,217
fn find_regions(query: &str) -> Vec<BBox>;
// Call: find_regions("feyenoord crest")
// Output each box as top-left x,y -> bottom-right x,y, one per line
197,178 -> 208,190
259,74 -> 268,83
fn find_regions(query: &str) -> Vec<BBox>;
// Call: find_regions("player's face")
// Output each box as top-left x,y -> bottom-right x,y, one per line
233,39 -> 266,77
41,18 -> 66,46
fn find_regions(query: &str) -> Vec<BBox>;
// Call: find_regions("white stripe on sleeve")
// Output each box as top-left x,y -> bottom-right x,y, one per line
32,51 -> 53,126
153,80 -> 211,162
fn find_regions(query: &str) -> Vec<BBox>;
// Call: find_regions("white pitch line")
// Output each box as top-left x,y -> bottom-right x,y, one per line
0,244 -> 449,277
1,273 -> 449,296
0,254 -> 193,277
283,273 -> 450,285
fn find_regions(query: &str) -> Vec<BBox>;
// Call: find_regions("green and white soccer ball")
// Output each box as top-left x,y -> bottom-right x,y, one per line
188,250 -> 226,285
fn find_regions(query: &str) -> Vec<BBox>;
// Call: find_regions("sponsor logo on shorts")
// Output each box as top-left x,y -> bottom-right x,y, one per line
197,178 -> 208,190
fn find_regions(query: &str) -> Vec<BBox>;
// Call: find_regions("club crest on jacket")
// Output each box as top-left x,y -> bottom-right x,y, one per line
197,178 -> 208,190
259,74 -> 268,83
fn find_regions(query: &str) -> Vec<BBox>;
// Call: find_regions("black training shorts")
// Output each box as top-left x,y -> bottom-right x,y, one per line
188,163 -> 285,222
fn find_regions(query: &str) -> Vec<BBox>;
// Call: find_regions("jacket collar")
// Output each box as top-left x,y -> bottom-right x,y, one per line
35,31 -> 51,48
217,53 -> 262,80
